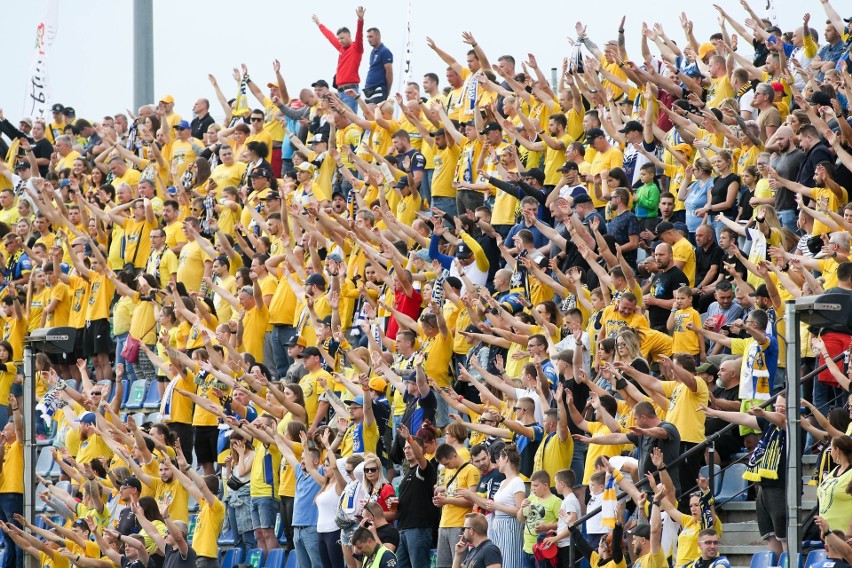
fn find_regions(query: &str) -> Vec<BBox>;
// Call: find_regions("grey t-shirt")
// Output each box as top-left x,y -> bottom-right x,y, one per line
770,149 -> 805,211
626,420 -> 682,495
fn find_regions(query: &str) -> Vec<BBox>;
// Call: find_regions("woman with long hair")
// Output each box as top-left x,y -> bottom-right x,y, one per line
699,151 -> 740,241
679,159 -> 715,236
135,496 -> 167,568
614,329 -> 650,376
314,446 -> 347,568
277,420 -> 308,555
819,437 -> 852,540
223,431 -> 257,557
361,453 -> 396,521
463,444 -> 526,568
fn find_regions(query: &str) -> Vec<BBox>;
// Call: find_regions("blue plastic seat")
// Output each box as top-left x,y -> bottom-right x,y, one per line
145,412 -> 160,425
284,550 -> 298,568
717,462 -> 748,503
275,513 -> 288,546
187,514 -> 197,544
120,379 -> 131,406
217,524 -> 236,547
131,412 -> 147,428
805,550 -> 826,568
699,464 -> 722,497
124,380 -> 148,409
188,494 -> 199,514
220,549 -> 243,568
749,551 -> 776,568
246,548 -> 264,568
36,447 -> 58,478
264,549 -> 286,568
142,380 -> 162,409
35,483 -> 48,512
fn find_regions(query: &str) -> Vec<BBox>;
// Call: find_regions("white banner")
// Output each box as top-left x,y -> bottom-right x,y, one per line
22,0 -> 59,120
395,0 -> 413,98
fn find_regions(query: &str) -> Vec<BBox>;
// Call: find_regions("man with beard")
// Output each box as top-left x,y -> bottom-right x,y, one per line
766,126 -> 804,232
701,359 -> 743,465
703,281 -> 745,356
645,242 -> 689,332
122,448 -> 190,523
628,491 -> 665,568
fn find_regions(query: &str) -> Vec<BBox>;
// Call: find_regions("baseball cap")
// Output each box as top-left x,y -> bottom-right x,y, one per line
446,276 -> 463,291
51,103 -> 65,113
318,315 -> 333,326
19,117 -> 33,128
249,167 -> 273,179
698,43 -> 716,61
295,162 -> 316,173
456,243 -> 473,259
311,79 -> 330,89
262,192 -> 281,201
618,120 -> 643,134
673,143 -> 694,157
585,128 -> 605,141
479,122 -> 501,135
160,95 -> 175,104
77,412 -> 97,425
696,362 -> 719,376
523,168 -> 546,185
557,161 -> 580,173
401,371 -> 417,382
174,120 -> 190,130
62,107 -> 76,117
749,284 -> 770,298
266,82 -> 279,89
415,249 -> 432,262
120,476 -> 143,493
239,285 -> 254,296
327,251 -> 344,263
285,335 -> 307,348
13,162 -> 30,171
654,221 -> 675,236
345,396 -> 365,407
308,133 -> 328,144
369,377 -> 388,392
630,524 -> 651,539
395,175 -> 410,189
572,193 -> 592,205
72,519 -> 89,531
305,273 -> 327,288
673,222 -> 689,235
303,346 -> 322,358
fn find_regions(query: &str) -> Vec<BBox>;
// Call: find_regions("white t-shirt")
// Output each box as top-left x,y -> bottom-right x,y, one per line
554,332 -> 591,371
492,476 -> 527,518
557,493 -> 583,547
585,491 -> 608,536
316,485 -> 342,533
514,387 -> 546,424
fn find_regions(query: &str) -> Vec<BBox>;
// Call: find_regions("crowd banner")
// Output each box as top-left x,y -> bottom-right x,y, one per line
397,0 -> 414,100
22,0 -> 59,120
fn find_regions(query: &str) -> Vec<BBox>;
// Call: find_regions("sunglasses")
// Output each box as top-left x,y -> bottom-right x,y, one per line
251,117 -> 263,122
363,467 -> 378,473
91,392 -> 103,396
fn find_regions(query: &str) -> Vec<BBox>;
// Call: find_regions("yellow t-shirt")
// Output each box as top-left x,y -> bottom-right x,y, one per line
812,186 -> 848,236
533,431 -> 574,487
706,75 -> 734,109
672,238 -> 696,286
164,220 -> 187,252
249,440 -> 282,498
543,134 -> 573,185
300,368 -> 332,424
77,433 -> 114,465
27,287 -> 50,332
431,142 -> 462,199
0,440 -> 23,493
660,379 -> 708,444
634,549 -> 667,568
177,240 -> 211,293
151,477 -> 189,522
671,308 -> 702,356
192,498 -> 226,559
438,462 -> 481,528
421,329 -> 454,388
584,422 -> 621,485
589,147 -> 624,208
241,303 -> 270,363
46,281 -> 71,327
123,218 -> 157,269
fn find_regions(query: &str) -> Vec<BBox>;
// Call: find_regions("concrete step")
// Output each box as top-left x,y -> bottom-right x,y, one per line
721,522 -> 761,546
719,500 -> 817,524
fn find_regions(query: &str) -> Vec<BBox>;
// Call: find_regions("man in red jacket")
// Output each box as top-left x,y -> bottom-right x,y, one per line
312,6 -> 366,112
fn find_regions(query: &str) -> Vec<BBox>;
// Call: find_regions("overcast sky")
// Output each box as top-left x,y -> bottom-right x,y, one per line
3,0 -> 804,123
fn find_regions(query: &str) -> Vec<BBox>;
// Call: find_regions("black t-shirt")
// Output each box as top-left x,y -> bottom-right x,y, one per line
162,545 -> 197,568
696,243 -> 724,287
648,266 -> 689,330
116,506 -> 141,535
755,417 -> 786,488
626,420 -> 681,496
721,252 -> 746,282
710,173 -> 740,218
564,379 -> 590,437
122,557 -> 154,568
32,138 -> 53,177
706,386 -> 739,435
461,539 -> 503,568
397,460 -> 439,530
397,148 -> 426,177
375,523 -> 400,550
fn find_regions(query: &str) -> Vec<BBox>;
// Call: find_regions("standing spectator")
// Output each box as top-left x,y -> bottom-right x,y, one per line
0,401 -> 23,568
606,188 -> 640,266
395,428 -> 438,568
645,242 -> 690,332
189,99 -> 216,142
312,7 -> 366,112
434,444 -> 481,568
364,28 -> 393,104
280,443 -> 323,568
703,281 -> 746,356
766,126 -> 804,232
518,470 -> 561,568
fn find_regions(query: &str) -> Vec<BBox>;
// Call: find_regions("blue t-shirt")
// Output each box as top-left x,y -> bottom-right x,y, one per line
366,44 -> 394,90
293,465 -> 323,526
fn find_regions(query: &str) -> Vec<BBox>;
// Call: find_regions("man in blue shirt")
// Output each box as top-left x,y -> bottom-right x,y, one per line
364,28 -> 393,104
281,444 -> 323,568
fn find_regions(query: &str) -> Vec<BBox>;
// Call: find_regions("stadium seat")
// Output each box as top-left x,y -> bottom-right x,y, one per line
264,549 -> 286,568
120,379 -> 131,406
275,514 -> 288,546
217,524 -> 236,547
749,551 -> 776,568
283,550 -> 298,568
220,548 -> 242,568
716,462 -> 748,503
188,494 -> 199,514
36,421 -> 57,446
124,380 -> 148,409
805,550 -> 826,568
699,464 -> 722,496
131,412 -> 147,428
35,483 -> 48,512
246,548 -> 264,568
779,553 -> 802,568
35,447 -> 57,478
187,514 -> 197,544
145,412 -> 160,425
64,379 -> 79,392
142,380 -> 162,409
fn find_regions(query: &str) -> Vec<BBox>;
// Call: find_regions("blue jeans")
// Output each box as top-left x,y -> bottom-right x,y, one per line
778,209 -> 799,233
271,325 -> 295,379
337,86 -> 360,114
814,379 -> 845,415
523,552 -> 536,568
294,525 -> 323,568
114,333 -> 138,383
397,527 -> 433,568
432,196 -> 458,219
227,501 -> 257,557
421,169 -> 434,206
0,493 -> 23,568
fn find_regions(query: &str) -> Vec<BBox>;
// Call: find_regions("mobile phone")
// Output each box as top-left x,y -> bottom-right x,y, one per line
767,35 -> 777,45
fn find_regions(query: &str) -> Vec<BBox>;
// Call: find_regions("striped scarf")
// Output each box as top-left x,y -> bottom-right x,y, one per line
744,425 -> 785,482
35,379 -> 67,426
601,472 -> 618,528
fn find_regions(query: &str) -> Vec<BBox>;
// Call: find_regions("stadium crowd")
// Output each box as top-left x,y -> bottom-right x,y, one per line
1,2 -> 852,568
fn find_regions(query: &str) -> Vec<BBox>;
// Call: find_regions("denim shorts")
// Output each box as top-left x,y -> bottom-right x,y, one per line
251,496 -> 280,529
